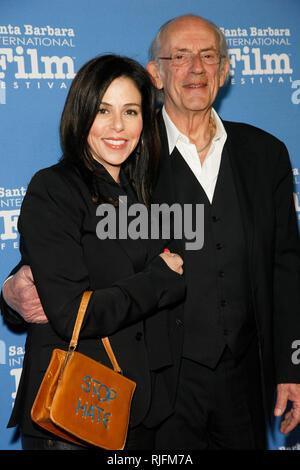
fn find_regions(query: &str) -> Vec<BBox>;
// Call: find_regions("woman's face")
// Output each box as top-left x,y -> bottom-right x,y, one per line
87,76 -> 143,182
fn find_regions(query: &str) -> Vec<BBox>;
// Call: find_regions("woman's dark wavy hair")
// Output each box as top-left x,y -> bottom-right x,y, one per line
60,54 -> 160,206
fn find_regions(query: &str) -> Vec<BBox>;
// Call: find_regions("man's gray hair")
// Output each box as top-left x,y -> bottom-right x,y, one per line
148,14 -> 229,69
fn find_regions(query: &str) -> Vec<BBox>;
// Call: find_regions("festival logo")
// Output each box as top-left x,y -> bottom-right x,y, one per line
293,168 -> 300,222
0,23 -> 76,103
0,186 -> 26,251
0,339 -> 5,364
0,339 -> 24,406
291,80 -> 300,104
7,343 -> 24,403
220,25 -> 294,87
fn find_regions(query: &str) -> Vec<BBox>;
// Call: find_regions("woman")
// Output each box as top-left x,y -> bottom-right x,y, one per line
7,55 -> 185,450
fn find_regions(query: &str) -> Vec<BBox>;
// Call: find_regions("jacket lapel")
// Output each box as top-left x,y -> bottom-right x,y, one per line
223,121 -> 256,265
154,112 -> 178,206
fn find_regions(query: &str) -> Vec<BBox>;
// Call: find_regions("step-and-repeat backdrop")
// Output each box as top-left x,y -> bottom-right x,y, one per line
1,0 -> 299,450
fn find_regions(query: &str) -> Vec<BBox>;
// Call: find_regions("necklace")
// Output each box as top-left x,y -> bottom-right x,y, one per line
197,118 -> 214,154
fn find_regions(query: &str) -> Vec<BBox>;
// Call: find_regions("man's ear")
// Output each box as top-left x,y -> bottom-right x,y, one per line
146,61 -> 164,90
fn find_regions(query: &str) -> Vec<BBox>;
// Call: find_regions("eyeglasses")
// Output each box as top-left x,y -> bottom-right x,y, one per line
158,50 -> 224,67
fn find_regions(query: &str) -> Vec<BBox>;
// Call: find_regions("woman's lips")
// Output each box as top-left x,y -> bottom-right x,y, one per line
102,138 -> 127,149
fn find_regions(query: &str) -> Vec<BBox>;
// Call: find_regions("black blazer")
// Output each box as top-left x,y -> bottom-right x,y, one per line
7,161 -> 185,438
154,112 -> 300,416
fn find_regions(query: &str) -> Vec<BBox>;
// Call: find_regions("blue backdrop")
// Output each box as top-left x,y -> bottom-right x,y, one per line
1,0 -> 299,450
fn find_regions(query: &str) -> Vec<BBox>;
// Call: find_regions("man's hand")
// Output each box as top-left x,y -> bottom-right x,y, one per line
2,265 -> 48,324
274,383 -> 300,434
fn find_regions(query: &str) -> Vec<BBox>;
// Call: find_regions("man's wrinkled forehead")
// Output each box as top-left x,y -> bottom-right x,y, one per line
159,16 -> 218,54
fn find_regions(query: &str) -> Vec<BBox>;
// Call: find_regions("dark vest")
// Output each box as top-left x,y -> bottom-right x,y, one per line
170,146 -> 256,368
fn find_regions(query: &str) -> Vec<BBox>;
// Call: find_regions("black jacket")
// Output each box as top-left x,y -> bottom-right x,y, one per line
3,113 -> 300,429
154,112 -> 300,417
6,161 -> 185,437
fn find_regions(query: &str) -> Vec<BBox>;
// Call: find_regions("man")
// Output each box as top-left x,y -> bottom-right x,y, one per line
2,14 -> 300,449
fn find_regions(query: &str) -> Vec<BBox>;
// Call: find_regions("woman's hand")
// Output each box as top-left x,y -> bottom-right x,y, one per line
159,249 -> 184,275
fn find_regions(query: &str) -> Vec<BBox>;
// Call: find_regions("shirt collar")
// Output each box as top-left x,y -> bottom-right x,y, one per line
162,106 -> 227,155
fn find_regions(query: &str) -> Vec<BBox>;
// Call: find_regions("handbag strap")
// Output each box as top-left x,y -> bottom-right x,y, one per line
69,291 -> 93,350
69,290 -> 123,374
101,337 -> 123,374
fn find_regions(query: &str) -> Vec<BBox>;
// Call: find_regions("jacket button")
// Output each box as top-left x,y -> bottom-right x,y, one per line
212,215 -> 220,222
216,243 -> 223,250
135,332 -> 143,341
176,319 -> 183,326
219,270 -> 225,278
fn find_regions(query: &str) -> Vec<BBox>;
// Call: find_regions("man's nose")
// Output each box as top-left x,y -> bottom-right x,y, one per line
190,53 -> 205,72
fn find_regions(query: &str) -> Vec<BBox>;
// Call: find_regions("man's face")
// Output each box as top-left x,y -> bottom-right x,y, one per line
147,17 -> 229,120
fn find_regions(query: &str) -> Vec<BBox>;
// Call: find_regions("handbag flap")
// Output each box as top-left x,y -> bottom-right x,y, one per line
50,350 -> 136,449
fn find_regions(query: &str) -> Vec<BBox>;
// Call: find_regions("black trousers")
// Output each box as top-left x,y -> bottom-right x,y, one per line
155,341 -> 266,450
21,423 -> 155,450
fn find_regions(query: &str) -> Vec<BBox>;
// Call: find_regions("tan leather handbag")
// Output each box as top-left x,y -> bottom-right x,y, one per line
31,291 -> 136,450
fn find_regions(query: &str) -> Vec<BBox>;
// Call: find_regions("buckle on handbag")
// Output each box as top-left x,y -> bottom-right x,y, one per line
60,345 -> 76,377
